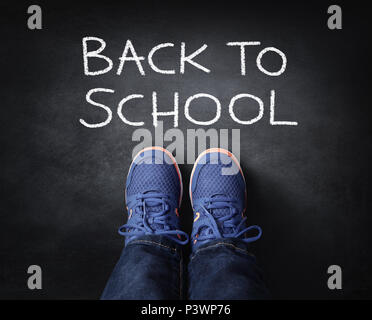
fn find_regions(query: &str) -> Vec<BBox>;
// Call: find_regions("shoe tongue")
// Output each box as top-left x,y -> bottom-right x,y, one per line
142,190 -> 163,209
203,194 -> 234,235
209,194 -> 230,218
142,190 -> 167,230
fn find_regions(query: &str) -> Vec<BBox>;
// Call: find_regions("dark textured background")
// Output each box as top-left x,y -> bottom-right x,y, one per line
1,1 -> 371,299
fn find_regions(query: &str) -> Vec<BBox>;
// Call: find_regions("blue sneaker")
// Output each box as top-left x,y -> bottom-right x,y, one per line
119,147 -> 189,245
189,148 -> 262,251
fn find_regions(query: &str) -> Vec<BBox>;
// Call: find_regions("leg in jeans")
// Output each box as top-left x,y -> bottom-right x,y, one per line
101,147 -> 188,300
101,235 -> 184,300
188,148 -> 269,299
188,238 -> 269,299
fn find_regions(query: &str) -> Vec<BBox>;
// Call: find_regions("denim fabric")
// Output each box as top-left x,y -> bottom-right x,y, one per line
188,238 -> 269,299
101,235 -> 184,300
101,235 -> 269,300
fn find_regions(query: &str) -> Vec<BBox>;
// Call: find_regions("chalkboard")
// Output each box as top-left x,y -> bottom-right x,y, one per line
0,0 -> 371,299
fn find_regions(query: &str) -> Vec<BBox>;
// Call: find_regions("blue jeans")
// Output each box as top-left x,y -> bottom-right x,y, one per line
101,235 -> 269,300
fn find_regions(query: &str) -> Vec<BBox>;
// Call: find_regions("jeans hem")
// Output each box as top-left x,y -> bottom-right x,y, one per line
126,235 -> 183,256
190,238 -> 256,261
